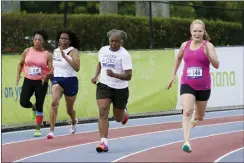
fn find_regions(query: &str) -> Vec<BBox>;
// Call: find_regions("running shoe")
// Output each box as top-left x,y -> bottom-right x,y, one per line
33,129 -> 42,137
191,119 -> 199,127
182,141 -> 192,153
69,118 -> 78,134
121,108 -> 129,125
191,110 -> 198,127
46,131 -> 54,139
96,142 -> 109,153
31,104 -> 36,120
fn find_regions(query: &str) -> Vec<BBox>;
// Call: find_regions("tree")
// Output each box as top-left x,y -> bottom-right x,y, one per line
118,1 -> 135,16
192,1 -> 243,22
169,2 -> 196,18
99,1 -> 118,14
1,1 -> 20,12
19,1 -> 243,22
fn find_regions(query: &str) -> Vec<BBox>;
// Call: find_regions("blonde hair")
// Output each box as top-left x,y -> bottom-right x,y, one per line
190,19 -> 211,41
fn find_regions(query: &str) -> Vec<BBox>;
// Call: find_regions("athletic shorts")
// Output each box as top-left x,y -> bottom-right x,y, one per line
180,84 -> 211,101
96,82 -> 129,109
51,77 -> 78,96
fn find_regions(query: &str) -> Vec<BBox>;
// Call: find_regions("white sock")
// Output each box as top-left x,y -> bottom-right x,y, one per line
123,109 -> 128,118
48,131 -> 54,136
101,137 -> 108,145
191,110 -> 196,121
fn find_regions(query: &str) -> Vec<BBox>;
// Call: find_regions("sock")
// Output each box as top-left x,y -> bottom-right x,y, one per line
48,131 -> 54,136
101,137 -> 108,146
36,111 -> 44,116
36,111 -> 44,124
123,109 -> 128,120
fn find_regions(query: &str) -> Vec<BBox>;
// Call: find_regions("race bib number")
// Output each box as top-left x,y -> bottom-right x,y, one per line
53,50 -> 62,61
187,67 -> 202,78
101,56 -> 116,68
29,66 -> 41,76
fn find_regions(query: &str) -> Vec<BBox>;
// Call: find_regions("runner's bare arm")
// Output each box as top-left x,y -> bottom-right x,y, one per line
171,41 -> 187,78
111,69 -> 132,81
205,42 -> 219,69
62,49 -> 80,72
95,62 -> 102,77
46,52 -> 54,79
17,48 -> 29,77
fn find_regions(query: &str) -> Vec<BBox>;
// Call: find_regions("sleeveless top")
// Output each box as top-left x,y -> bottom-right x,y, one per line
23,47 -> 49,80
52,47 -> 76,77
181,40 -> 211,90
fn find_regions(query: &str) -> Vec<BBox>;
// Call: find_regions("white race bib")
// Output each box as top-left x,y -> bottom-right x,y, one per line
53,50 -> 62,61
101,56 -> 116,68
29,66 -> 41,76
187,67 -> 202,78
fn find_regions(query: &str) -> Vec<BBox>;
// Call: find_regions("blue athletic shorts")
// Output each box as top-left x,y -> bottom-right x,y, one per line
51,77 -> 78,96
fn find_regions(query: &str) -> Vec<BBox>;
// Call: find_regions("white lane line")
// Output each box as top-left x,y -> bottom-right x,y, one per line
214,147 -> 244,163
3,114 -> 182,134
13,121 -> 243,162
112,130 -> 244,162
2,114 -> 243,145
3,109 -> 242,135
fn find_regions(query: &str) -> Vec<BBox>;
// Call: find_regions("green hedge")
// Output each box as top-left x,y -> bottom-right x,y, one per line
1,12 -> 242,53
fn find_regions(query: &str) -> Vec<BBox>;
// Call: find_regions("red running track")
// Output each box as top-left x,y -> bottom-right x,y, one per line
117,131 -> 244,162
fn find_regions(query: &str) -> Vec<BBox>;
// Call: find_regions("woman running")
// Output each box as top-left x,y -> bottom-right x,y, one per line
91,29 -> 132,152
46,29 -> 80,139
167,19 -> 219,153
16,29 -> 53,137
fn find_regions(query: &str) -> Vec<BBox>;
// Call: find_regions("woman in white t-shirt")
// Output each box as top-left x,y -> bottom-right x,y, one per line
91,29 -> 133,153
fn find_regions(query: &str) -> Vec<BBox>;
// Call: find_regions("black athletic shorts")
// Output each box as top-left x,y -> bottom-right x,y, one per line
96,82 -> 129,109
180,84 -> 211,101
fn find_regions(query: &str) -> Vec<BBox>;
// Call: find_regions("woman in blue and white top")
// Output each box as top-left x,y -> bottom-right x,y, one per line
47,29 -> 80,139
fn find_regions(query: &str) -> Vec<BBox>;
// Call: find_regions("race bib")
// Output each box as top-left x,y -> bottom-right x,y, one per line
29,66 -> 41,76
53,50 -> 62,61
187,67 -> 202,78
101,56 -> 116,68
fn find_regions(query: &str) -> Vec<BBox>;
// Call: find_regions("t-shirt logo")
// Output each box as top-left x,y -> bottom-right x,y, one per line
101,56 -> 116,68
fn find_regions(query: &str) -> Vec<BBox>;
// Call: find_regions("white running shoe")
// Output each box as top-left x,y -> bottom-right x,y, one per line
69,118 -> 78,134
47,131 -> 54,139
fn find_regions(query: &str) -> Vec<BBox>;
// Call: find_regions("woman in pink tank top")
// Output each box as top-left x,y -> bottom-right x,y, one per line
167,19 -> 219,153
16,29 -> 53,137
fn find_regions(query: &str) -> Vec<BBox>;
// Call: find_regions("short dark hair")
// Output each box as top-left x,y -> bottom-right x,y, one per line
56,29 -> 80,50
33,29 -> 48,42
